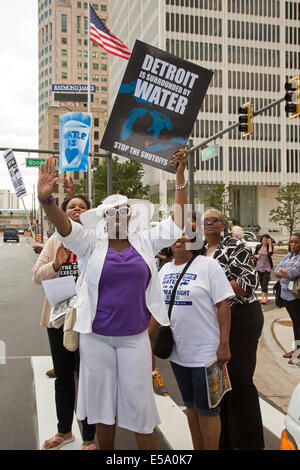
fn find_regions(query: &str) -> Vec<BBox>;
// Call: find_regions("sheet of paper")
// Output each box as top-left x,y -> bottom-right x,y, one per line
42,276 -> 77,306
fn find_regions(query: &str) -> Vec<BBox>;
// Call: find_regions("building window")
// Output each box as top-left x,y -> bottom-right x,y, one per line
61,14 -> 67,33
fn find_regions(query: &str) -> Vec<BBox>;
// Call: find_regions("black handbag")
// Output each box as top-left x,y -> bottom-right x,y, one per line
153,255 -> 197,359
273,280 -> 284,308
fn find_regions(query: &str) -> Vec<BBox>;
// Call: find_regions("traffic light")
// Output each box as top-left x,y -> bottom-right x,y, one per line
238,102 -> 252,136
284,76 -> 300,118
0,211 -> 2,217
10,211 -> 13,217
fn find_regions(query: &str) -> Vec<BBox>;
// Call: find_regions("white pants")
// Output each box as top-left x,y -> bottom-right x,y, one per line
76,330 -> 160,434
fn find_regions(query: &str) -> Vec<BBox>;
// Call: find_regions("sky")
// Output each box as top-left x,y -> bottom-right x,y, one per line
0,1 -> 39,209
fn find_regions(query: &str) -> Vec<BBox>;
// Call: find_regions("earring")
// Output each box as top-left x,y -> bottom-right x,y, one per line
220,230 -> 224,237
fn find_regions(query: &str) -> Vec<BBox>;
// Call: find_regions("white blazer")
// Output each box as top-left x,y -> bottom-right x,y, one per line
56,216 -> 183,334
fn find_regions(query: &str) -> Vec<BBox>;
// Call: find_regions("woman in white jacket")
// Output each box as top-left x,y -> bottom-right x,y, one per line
37,150 -> 188,450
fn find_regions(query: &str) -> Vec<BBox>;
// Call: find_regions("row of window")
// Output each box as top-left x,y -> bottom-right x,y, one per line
40,23 -> 52,43
286,150 -> 300,173
59,61 -> 107,71
39,8 -> 52,23
229,123 -> 281,142
191,119 -> 223,139
166,13 -> 222,36
227,0 -> 280,17
285,51 -> 300,70
228,20 -> 280,43
285,1 -> 300,20
228,71 -> 281,93
229,147 -> 282,173
228,46 -> 280,68
200,95 -> 223,113
61,13 -> 106,34
285,26 -> 300,45
166,39 -> 222,62
39,0 -> 51,10
166,0 -> 222,10
287,125 -> 300,143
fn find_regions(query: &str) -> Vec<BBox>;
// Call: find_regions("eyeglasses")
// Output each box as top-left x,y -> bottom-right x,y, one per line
203,217 -> 221,225
104,206 -> 131,218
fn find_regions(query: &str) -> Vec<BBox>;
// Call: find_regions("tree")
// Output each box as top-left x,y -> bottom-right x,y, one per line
269,183 -> 300,237
204,183 -> 233,218
75,156 -> 150,206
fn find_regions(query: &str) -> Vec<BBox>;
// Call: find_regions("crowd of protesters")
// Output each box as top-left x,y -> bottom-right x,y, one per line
32,151 -> 300,451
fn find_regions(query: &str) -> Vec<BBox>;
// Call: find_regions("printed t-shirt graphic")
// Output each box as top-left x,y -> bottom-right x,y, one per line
59,251 -> 79,282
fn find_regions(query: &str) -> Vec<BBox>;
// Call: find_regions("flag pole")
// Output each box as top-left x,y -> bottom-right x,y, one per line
87,4 -> 92,205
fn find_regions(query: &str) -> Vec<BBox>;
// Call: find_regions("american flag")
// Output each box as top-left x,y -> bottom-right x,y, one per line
89,4 -> 131,60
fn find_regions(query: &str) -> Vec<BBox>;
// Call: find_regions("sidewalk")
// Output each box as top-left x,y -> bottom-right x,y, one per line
255,305 -> 300,415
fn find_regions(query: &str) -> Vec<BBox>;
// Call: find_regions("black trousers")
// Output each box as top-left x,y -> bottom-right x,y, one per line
257,271 -> 271,294
219,300 -> 265,450
283,298 -> 300,344
47,327 -> 95,441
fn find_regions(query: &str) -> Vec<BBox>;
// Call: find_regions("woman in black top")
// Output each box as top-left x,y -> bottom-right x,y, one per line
200,208 -> 264,451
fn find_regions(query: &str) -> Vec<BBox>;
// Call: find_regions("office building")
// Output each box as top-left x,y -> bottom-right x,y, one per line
38,0 -> 109,208
109,0 -> 300,234
0,190 -> 20,210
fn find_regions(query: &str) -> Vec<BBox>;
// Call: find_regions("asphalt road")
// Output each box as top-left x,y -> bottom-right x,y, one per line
0,236 -> 284,450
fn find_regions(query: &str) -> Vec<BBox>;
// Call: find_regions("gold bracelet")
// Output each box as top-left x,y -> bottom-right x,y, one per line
175,181 -> 186,190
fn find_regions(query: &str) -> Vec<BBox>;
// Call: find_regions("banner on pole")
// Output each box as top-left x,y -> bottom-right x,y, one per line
3,149 -> 27,199
59,112 -> 91,172
100,40 -> 213,173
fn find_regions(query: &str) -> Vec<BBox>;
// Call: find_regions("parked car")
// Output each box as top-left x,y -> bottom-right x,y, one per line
18,229 -> 24,235
277,239 -> 289,246
3,228 -> 19,242
280,383 -> 300,450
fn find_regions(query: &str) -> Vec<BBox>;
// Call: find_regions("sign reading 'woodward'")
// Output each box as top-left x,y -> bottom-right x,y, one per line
100,40 -> 213,173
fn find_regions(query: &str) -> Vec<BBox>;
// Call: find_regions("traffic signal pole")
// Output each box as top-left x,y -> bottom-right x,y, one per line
187,95 -> 285,208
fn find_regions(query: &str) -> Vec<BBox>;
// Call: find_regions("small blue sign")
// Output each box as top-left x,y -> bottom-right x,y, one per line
59,112 -> 91,172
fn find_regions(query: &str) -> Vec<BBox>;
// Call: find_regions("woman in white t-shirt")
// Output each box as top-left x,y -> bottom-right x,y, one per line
150,233 -> 234,450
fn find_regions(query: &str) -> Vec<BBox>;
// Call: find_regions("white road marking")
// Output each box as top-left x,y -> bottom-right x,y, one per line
259,397 -> 285,439
31,356 -> 82,450
31,356 -> 284,450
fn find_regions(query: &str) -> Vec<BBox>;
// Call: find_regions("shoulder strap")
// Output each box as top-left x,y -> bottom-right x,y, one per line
167,255 -> 197,319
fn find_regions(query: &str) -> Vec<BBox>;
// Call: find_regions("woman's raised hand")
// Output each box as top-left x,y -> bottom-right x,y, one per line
38,156 -> 57,201
170,148 -> 188,173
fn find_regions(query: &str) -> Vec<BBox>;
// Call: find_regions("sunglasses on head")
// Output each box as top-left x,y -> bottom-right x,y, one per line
203,217 -> 221,225
104,206 -> 131,218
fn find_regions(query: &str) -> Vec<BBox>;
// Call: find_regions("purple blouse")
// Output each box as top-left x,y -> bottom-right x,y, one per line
256,250 -> 272,272
92,246 -> 151,336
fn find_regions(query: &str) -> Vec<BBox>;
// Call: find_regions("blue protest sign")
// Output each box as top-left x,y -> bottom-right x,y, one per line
59,112 -> 91,172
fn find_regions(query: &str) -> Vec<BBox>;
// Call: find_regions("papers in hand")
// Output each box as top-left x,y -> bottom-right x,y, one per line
42,276 -> 77,306
50,296 -> 76,329
205,359 -> 232,409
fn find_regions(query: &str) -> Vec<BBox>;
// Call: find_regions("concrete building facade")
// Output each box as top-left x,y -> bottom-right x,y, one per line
109,0 -> 300,236
0,190 -> 20,210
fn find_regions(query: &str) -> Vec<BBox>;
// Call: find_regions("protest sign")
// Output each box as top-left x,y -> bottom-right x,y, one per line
100,40 -> 213,173
3,149 -> 27,198
59,112 -> 91,172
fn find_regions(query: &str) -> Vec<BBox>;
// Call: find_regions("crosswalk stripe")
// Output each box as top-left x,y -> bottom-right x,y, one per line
30,356 -> 282,450
31,356 -> 82,450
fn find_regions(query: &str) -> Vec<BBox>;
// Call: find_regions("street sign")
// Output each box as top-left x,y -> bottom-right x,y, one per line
26,158 -> 58,168
201,145 -> 218,161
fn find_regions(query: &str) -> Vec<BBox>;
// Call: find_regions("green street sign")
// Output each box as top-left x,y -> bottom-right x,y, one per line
26,157 -> 58,168
201,145 -> 218,161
